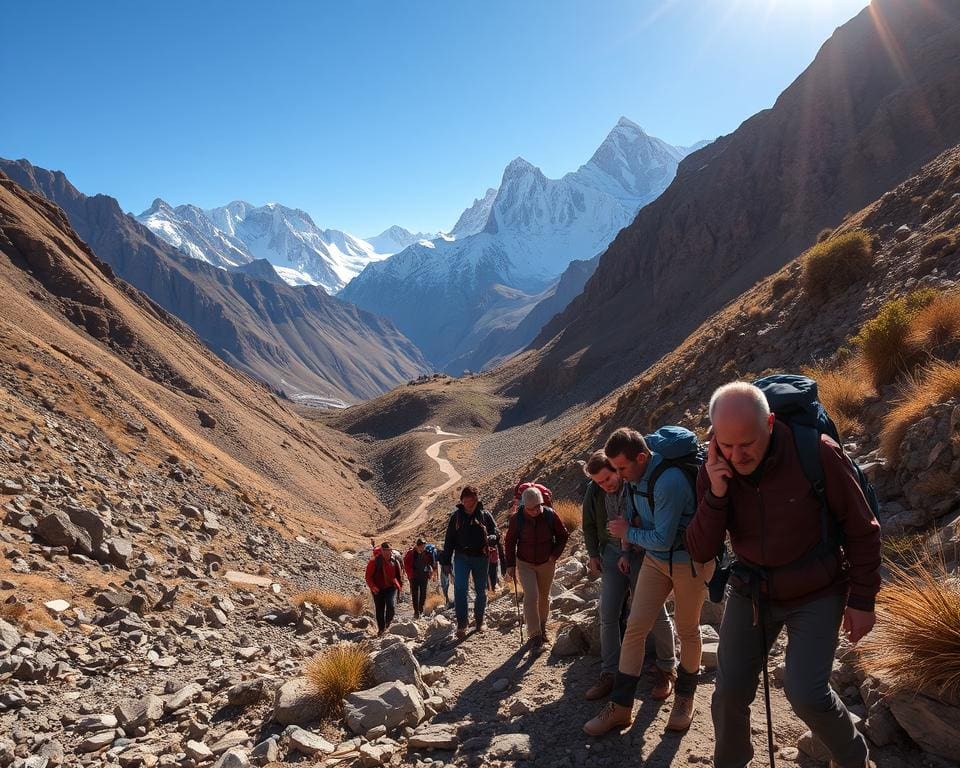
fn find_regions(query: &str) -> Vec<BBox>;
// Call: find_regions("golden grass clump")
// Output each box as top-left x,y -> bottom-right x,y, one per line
304,642 -> 372,714
422,592 -> 446,614
859,552 -> 960,705
293,589 -> 367,618
853,288 -> 939,386
803,361 -> 872,439
906,291 -> 960,356
880,361 -> 960,461
552,499 -> 582,532
801,229 -> 874,300
0,602 -> 27,624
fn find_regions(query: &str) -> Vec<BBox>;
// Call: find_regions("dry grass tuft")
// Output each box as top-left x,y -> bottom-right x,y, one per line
0,602 -> 27,624
304,642 -> 372,715
552,499 -> 582,532
803,361 -> 872,439
907,291 -> 960,356
880,532 -> 928,565
859,552 -> 960,704
881,361 -> 960,462
853,288 -> 939,386
293,590 -> 367,618
801,229 -> 874,299
423,592 -> 446,615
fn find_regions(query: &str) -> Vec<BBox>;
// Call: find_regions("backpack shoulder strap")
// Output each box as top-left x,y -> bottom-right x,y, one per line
788,423 -> 834,548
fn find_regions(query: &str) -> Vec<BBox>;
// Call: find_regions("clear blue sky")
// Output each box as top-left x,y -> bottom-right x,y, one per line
1,0 -> 868,236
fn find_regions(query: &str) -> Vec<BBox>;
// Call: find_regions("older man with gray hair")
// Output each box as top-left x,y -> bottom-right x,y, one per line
686,381 -> 881,768
505,485 -> 570,650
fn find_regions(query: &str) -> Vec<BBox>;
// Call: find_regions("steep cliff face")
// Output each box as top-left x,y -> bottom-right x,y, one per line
512,0 -> 960,417
0,159 -> 431,403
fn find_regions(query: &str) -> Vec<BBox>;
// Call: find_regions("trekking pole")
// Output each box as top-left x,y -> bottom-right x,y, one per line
512,574 -> 524,647
758,603 -> 777,768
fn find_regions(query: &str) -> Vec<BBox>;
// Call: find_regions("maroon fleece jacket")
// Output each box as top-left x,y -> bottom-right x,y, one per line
686,421 -> 881,611
504,507 -> 569,567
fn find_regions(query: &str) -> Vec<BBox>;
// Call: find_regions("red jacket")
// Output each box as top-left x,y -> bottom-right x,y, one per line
685,421 -> 881,610
403,548 -> 435,581
365,552 -> 404,592
505,507 -> 569,567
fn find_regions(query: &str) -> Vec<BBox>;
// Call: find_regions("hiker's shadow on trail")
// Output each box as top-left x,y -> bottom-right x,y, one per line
422,630 -> 691,767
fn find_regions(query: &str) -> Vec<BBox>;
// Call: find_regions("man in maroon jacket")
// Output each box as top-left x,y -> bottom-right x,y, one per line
505,486 -> 570,650
686,382 -> 880,768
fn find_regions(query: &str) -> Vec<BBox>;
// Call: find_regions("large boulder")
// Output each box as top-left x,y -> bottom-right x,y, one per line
0,619 -> 20,651
369,641 -> 424,693
567,609 -> 601,656
889,692 -> 960,760
892,401 -> 960,526
551,623 -> 587,656
64,505 -> 110,554
273,677 -> 323,726
343,682 -> 425,735
36,511 -> 92,555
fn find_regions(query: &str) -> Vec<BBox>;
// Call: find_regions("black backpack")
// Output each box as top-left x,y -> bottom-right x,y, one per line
515,505 -> 558,539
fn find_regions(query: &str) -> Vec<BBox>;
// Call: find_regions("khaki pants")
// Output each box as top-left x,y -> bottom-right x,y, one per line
517,558 -> 556,638
619,555 -> 714,676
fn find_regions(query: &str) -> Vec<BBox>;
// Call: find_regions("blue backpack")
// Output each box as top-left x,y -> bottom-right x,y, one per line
424,543 -> 438,561
753,374 -> 881,554
632,426 -> 706,574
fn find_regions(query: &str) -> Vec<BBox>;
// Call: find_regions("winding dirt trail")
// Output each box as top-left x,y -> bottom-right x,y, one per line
387,426 -> 463,537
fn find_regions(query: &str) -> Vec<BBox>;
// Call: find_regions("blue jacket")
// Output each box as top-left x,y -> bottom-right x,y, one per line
626,452 -> 695,564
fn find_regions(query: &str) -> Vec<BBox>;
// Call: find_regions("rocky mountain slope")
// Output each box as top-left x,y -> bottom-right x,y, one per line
512,142 -> 960,509
507,0 -> 960,418
0,170 -> 391,531
0,159 -> 432,404
341,119 -> 701,372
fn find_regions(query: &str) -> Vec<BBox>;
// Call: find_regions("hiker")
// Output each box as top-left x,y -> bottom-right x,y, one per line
686,381 -> 881,768
364,542 -> 405,637
440,485 -> 500,640
581,450 -> 677,701
504,485 -> 570,650
403,537 -> 436,619
584,426 -> 714,736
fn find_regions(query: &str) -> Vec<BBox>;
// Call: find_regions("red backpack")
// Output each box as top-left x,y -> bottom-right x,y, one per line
513,481 -> 552,506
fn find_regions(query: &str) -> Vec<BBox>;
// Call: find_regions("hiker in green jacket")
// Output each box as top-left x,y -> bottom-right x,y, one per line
581,450 -> 677,700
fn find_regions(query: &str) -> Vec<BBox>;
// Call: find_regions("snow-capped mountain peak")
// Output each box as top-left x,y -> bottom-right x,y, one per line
449,187 -> 498,238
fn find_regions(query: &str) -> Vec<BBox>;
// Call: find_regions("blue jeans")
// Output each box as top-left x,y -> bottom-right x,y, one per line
454,553 -> 489,627
600,542 -> 676,674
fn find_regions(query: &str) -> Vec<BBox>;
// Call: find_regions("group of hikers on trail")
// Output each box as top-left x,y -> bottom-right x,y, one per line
366,375 -> 882,768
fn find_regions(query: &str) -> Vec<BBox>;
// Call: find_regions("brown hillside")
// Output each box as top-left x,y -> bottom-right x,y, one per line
510,143 -> 960,503
508,0 -> 960,420
0,158 -> 432,404
0,172 -> 388,538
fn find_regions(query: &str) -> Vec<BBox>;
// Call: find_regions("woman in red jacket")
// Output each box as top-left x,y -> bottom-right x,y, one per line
365,542 -> 404,636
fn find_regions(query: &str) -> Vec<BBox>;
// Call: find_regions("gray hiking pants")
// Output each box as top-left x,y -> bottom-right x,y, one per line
712,590 -> 869,768
599,542 -> 676,675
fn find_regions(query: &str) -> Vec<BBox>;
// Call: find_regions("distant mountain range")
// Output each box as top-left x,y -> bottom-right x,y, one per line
0,158 -> 432,403
136,199 -> 439,293
341,118 -> 707,370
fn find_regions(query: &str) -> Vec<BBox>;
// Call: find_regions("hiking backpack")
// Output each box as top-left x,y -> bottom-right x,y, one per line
631,426 -> 706,573
424,542 -> 438,561
753,374 -> 881,548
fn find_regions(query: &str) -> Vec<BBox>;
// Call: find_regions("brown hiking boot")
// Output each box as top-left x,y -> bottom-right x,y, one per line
666,693 -> 695,731
585,672 -> 616,701
651,667 -> 676,700
475,618 -> 485,633
455,624 -> 467,641
528,634 -> 545,653
583,701 -> 632,736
